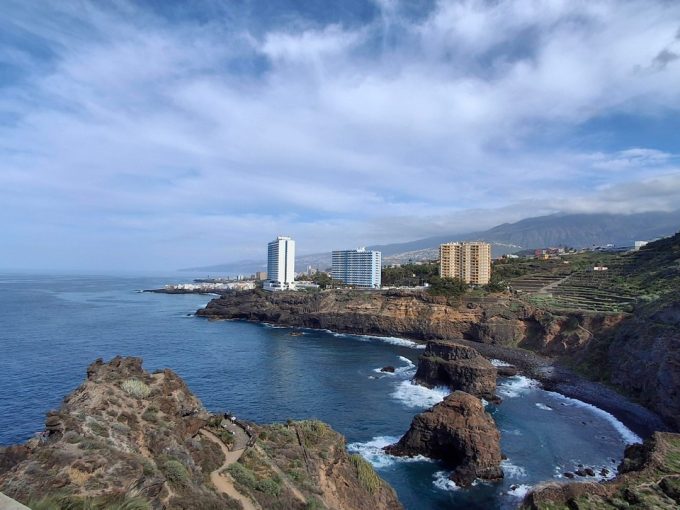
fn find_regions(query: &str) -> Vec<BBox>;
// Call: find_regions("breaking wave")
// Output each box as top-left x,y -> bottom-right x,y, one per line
497,375 -> 539,398
347,436 -> 433,468
391,380 -> 449,409
432,471 -> 459,491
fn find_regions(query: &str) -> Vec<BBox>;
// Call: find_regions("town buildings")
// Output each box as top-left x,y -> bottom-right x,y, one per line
331,248 -> 382,288
439,241 -> 491,285
264,236 -> 296,291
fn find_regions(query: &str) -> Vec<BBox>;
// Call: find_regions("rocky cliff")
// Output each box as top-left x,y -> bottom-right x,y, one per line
413,341 -> 497,400
0,357 -> 402,510
523,432 -> 680,509
385,391 -> 503,487
197,289 -> 619,354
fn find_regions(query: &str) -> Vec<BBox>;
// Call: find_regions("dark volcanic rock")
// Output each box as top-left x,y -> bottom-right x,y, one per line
413,342 -> 497,400
380,366 -> 396,373
385,391 -> 503,487
496,365 -> 519,377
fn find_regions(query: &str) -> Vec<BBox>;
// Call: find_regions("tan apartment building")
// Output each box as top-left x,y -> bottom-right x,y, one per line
439,241 -> 492,285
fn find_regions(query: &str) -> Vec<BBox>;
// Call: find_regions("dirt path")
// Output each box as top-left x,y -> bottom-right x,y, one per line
199,429 -> 258,510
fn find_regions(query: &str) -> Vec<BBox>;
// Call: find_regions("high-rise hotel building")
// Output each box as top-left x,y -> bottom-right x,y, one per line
439,241 -> 491,285
331,248 -> 381,288
265,236 -> 296,291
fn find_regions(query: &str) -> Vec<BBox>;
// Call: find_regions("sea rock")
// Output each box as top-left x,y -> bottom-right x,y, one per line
380,366 -> 396,373
385,391 -> 503,487
413,342 -> 497,400
496,365 -> 519,377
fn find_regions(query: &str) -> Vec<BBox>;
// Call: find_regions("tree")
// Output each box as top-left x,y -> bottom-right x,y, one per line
427,276 -> 467,298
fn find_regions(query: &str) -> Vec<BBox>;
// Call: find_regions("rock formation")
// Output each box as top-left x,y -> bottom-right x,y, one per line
385,391 -> 503,487
0,357 -> 402,510
413,341 -> 497,400
524,432 -> 680,509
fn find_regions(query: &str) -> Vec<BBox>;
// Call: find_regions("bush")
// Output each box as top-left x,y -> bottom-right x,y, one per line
163,459 -> 191,488
427,276 -> 467,298
256,477 -> 281,496
121,379 -> 151,399
226,462 -> 258,490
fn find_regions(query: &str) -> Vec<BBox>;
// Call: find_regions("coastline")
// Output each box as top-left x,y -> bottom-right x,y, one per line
202,314 -> 666,440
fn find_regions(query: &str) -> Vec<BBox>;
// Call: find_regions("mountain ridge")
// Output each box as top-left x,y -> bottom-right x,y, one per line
181,210 -> 680,274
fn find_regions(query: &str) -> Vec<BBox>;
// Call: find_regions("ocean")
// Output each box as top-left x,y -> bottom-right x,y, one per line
0,274 -> 640,509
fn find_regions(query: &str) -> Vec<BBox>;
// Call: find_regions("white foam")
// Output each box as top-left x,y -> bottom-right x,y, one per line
372,356 -> 416,376
506,484 -> 532,498
432,471 -> 459,491
391,380 -> 450,409
329,331 -> 425,349
501,460 -> 527,479
490,358 -> 512,367
497,375 -> 539,398
347,436 -> 433,468
535,403 -> 553,411
547,391 -> 642,445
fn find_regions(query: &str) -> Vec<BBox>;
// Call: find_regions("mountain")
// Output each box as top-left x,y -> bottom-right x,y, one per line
181,210 -> 680,274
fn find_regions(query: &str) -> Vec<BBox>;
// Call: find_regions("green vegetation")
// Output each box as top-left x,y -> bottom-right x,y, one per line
27,494 -> 150,510
349,454 -> 381,494
162,459 -> 191,488
121,379 -> 151,399
426,275 -> 467,298
381,262 -> 438,287
295,271 -> 344,289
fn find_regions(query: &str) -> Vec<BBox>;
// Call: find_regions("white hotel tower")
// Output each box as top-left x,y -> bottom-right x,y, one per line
264,236 -> 296,291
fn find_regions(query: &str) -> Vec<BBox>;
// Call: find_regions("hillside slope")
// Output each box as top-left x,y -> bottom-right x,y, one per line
0,357 -> 402,510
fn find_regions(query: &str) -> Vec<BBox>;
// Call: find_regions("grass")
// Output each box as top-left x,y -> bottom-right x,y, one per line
349,454 -> 381,494
26,494 -> 151,510
121,379 -> 151,399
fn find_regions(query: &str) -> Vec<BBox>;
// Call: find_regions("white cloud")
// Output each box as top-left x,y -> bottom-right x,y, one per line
1,0 -> 680,270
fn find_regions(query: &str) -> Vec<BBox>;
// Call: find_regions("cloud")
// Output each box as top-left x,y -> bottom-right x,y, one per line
1,0 -> 680,270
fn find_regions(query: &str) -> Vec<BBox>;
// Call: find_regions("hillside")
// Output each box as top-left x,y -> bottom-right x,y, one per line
0,357 -> 402,510
182,210 -> 680,274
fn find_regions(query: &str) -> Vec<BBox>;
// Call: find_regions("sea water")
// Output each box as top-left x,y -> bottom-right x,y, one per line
0,274 -> 639,509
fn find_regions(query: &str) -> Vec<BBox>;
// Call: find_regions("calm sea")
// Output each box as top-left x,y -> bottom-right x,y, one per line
0,274 -> 640,509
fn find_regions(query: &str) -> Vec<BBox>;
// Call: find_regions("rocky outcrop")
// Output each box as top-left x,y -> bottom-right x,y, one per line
196,289 -> 619,353
0,357 -> 402,510
524,432 -> 680,509
385,391 -> 503,487
413,341 -> 497,400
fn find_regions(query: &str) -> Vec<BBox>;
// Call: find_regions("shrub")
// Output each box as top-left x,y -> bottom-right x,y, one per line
163,459 -> 191,488
121,379 -> 151,399
256,477 -> 281,496
226,462 -> 258,490
89,421 -> 109,438
350,454 -> 380,494
141,408 -> 158,423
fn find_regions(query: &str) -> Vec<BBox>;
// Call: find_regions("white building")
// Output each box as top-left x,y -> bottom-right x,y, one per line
331,248 -> 381,288
264,236 -> 296,291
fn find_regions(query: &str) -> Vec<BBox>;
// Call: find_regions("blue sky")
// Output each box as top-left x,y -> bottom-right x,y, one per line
1,0 -> 679,271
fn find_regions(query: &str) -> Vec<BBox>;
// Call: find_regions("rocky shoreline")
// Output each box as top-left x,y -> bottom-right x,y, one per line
195,289 -> 671,438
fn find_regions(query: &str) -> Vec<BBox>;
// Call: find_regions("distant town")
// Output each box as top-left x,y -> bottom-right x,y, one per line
157,235 -> 656,294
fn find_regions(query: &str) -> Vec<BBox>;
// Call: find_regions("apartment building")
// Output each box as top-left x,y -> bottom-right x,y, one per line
331,248 -> 381,288
439,241 -> 491,285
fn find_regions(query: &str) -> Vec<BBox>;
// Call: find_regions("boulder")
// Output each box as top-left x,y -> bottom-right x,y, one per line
380,366 -> 396,373
413,342 -> 497,400
385,391 -> 503,486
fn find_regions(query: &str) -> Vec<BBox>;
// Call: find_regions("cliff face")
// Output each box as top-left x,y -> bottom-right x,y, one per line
413,341 -> 497,400
0,357 -> 402,510
524,432 -> 680,510
573,295 -> 680,431
197,289 -> 620,354
385,391 -> 503,487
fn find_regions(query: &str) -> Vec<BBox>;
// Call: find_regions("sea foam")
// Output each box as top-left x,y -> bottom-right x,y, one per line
547,391 -> 642,444
497,375 -> 539,398
391,380 -> 449,409
432,471 -> 459,491
347,436 -> 433,468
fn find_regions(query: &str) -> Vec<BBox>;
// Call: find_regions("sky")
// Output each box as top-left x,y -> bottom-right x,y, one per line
1,0 -> 680,272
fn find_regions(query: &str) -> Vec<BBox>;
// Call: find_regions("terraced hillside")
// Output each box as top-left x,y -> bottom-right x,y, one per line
505,235 -> 679,312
